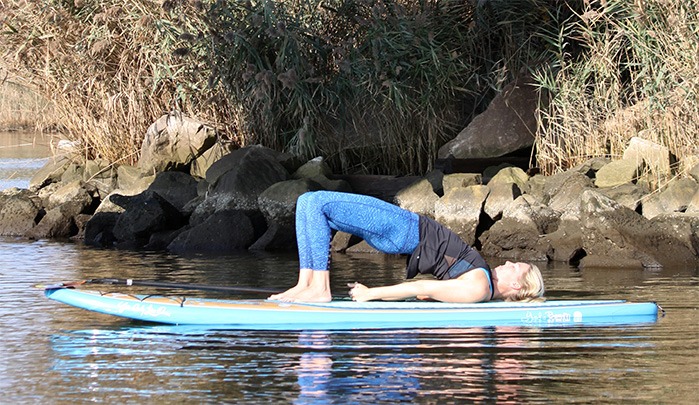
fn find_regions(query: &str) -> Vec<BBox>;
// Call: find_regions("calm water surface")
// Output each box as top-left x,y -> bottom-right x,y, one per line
1,134 -> 698,404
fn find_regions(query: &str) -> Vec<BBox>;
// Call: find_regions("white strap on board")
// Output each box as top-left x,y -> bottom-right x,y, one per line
126,279 -> 133,286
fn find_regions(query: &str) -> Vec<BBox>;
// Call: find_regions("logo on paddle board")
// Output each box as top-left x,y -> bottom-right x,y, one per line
116,302 -> 172,318
522,311 -> 577,325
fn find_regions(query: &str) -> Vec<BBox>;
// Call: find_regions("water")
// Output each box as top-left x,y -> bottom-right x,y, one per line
0,131 -> 50,189
1,134 -> 698,403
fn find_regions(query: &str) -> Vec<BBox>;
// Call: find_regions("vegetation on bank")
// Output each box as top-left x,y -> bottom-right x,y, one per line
0,0 -> 696,177
0,75 -> 53,131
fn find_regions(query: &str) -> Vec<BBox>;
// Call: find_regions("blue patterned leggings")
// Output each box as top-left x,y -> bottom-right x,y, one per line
295,191 -> 420,270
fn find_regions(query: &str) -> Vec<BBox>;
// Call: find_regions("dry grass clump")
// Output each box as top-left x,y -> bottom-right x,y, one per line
0,74 -> 53,131
533,0 -> 699,181
1,0 -> 553,174
0,0 -> 229,164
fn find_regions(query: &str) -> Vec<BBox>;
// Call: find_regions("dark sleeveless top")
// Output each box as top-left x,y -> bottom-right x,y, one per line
406,216 -> 493,299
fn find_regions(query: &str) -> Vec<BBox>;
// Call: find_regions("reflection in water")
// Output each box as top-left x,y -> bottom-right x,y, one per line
46,322 -> 665,404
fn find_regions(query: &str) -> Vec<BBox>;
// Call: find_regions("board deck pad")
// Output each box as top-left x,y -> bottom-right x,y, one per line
45,287 -> 660,330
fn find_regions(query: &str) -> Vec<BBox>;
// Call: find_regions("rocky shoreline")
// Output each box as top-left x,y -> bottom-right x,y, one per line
1,113 -> 697,269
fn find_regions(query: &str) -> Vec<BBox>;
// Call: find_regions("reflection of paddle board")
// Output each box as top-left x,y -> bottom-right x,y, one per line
45,287 -> 660,330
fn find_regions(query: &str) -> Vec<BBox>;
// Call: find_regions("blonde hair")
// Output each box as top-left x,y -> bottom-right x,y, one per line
507,263 -> 546,302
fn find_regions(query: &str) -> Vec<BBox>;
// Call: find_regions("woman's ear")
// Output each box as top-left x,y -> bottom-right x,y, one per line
510,281 -> 522,291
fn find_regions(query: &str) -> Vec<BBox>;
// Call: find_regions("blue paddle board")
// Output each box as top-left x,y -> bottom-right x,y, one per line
44,287 -> 659,330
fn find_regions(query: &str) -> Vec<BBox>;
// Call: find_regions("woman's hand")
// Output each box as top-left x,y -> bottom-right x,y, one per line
348,282 -> 372,302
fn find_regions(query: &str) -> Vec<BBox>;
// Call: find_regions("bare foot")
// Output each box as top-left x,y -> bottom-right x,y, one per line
269,269 -> 313,301
281,287 -> 332,303
274,270 -> 332,302
268,284 -> 307,301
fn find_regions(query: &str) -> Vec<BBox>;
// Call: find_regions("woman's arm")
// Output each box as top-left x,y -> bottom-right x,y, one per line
349,277 -> 490,303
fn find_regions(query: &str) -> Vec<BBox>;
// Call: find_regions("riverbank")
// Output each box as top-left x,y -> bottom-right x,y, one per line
1,121 -> 697,269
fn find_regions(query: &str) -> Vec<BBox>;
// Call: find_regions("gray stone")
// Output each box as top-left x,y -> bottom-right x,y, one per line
598,183 -> 647,211
167,210 -> 255,253
488,166 -> 529,190
642,177 -> 698,219
594,159 -> 643,188
479,196 -> 550,262
0,188 -> 41,236
435,185 -> 489,245
29,156 -> 70,190
442,173 -> 481,195
292,157 -> 333,179
190,142 -> 235,179
623,136 -> 671,180
438,76 -> 538,159
579,189 -> 697,268
139,112 -> 217,173
484,182 -> 521,220
394,179 -> 439,217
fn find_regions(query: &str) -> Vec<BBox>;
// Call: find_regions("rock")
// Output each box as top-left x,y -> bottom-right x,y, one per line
83,159 -> 117,198
45,180 -> 93,212
394,179 -> 439,217
167,210 -> 256,253
484,182 -> 522,220
330,231 -> 363,252
250,179 -> 324,250
59,162 -> 84,184
523,174 -> 547,202
139,112 -> 217,173
424,170 -> 445,196
116,165 -> 156,194
442,173 -> 481,195
623,136 -> 672,181
28,156 -> 70,190
598,183 -> 647,211
83,212 -> 120,247
688,189 -> 699,214
642,177 -> 698,219
572,157 -> 611,179
546,172 -> 594,214
543,170 -> 593,207
292,157 -> 333,179
204,145 -> 289,211
71,213 -> 91,241
93,166 -> 156,215
146,171 -> 199,215
190,141 -> 235,179
594,159 -> 643,188
0,188 -> 42,236
488,166 -> 529,190
578,189 -> 697,268
26,206 -> 76,239
144,227 -> 187,251
685,158 -> 699,182
650,213 -> 699,257
435,185 -> 489,245
26,180 -> 95,240
438,75 -> 538,159
537,213 -> 585,264
479,195 -> 552,261
111,190 -> 185,247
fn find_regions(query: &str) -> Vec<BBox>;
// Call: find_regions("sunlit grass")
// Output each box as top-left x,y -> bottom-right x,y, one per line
532,0 -> 699,185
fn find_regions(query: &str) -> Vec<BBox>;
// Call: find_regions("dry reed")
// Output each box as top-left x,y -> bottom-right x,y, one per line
533,0 -> 699,184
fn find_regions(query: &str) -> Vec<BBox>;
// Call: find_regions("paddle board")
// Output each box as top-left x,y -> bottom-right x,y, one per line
44,287 -> 660,330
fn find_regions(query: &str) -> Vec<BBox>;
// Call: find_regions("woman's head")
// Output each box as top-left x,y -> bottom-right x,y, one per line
494,261 -> 545,302
509,262 -> 545,302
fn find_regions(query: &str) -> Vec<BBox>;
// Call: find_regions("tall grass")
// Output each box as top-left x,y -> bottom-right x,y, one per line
0,0 -> 225,164
533,0 -> 699,181
1,0 -> 557,174
0,74 -> 53,131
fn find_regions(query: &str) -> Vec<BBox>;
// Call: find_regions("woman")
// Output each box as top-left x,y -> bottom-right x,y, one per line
270,191 -> 545,303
